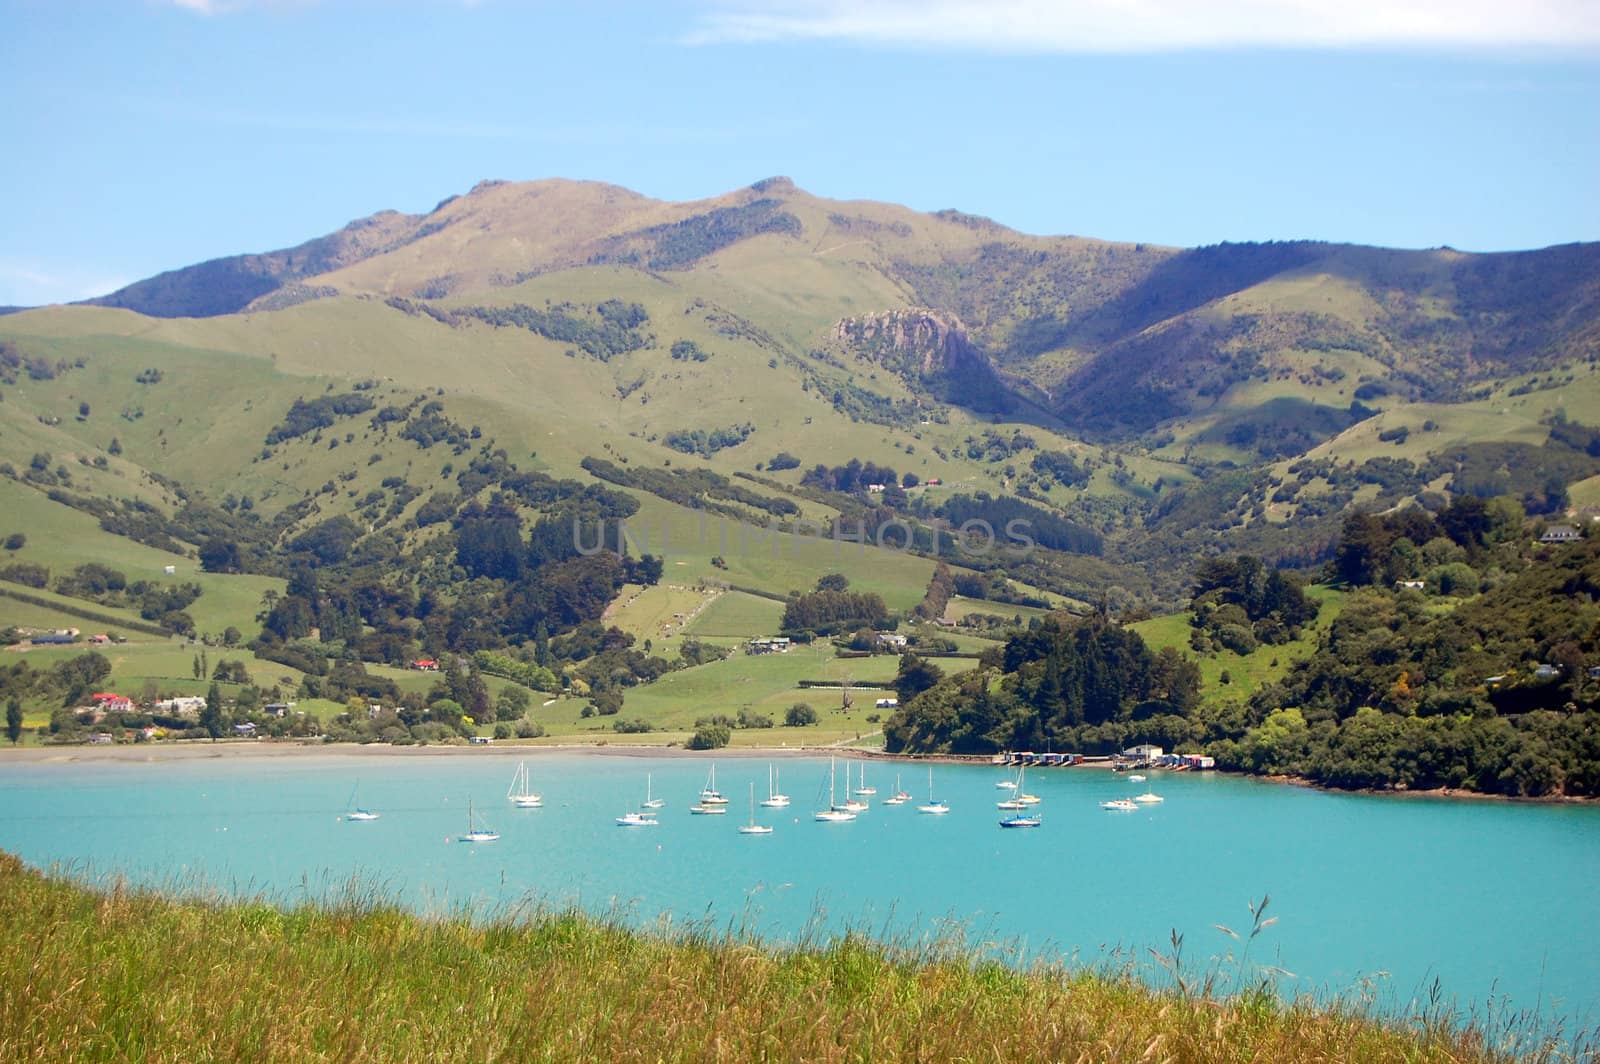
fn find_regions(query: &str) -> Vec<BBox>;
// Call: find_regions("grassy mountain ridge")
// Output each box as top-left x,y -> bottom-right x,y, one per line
1,177 -> 1596,625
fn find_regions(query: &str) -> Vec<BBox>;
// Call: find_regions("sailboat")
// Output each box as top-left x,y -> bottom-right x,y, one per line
458,799 -> 499,842
342,781 -> 379,821
917,766 -> 950,814
883,773 -> 911,805
506,761 -> 542,808
699,763 -> 729,805
739,782 -> 774,835
642,772 -> 665,810
853,760 -> 876,797
759,764 -> 790,808
836,766 -> 868,813
999,809 -> 1042,828
815,756 -> 856,822
997,766 -> 1027,810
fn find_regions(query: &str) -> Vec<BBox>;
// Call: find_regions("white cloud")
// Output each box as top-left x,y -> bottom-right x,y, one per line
685,0 -> 1600,52
0,259 -> 128,308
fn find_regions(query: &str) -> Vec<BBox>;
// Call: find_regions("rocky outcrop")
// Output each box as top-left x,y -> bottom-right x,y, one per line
832,309 -> 1012,413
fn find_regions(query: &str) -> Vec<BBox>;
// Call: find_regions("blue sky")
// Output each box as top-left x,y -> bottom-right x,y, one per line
1,0 -> 1596,306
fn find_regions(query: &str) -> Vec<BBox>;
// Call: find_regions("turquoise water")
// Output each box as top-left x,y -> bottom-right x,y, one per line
2,753 -> 1597,1032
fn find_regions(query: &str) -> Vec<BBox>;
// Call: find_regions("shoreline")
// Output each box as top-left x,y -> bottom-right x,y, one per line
3,740 -> 1595,804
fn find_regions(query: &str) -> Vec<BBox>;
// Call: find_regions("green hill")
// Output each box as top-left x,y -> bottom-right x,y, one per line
3,177 -> 1599,750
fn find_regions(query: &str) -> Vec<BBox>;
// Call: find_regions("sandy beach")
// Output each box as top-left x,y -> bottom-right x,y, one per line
0,739 -> 998,767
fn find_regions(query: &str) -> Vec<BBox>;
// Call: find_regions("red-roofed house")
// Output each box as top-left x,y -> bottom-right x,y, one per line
90,692 -> 133,714
412,659 -> 439,671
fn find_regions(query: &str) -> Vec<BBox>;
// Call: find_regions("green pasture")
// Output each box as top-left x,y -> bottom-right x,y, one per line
682,590 -> 785,638
1130,585 -> 1347,706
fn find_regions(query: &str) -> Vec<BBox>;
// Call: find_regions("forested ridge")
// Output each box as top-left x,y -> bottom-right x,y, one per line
887,523 -> 1600,797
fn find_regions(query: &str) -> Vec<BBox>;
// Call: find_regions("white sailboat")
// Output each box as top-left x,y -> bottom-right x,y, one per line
917,766 -> 949,814
997,766 -> 1027,810
458,799 -> 499,842
759,764 -> 790,808
342,781 -> 379,821
506,761 -> 542,808
739,782 -> 774,835
815,756 -> 856,822
883,773 -> 911,805
853,760 -> 876,797
699,763 -> 729,805
642,772 -> 665,810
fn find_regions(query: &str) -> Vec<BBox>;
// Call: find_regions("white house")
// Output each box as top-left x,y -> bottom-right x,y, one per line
155,696 -> 207,717
1122,744 -> 1164,760
1540,525 -> 1581,544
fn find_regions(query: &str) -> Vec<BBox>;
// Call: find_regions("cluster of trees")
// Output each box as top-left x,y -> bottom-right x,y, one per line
669,340 -> 711,362
912,562 -> 955,621
932,493 -> 1103,556
42,563 -> 202,633
1189,555 -> 1317,653
1331,494 -> 1526,589
883,615 -> 1201,755
1029,450 -> 1092,488
662,423 -> 755,457
780,583 -> 889,637
800,459 -> 902,495
604,198 -> 802,271
456,301 -> 651,361
264,393 -> 374,446
581,458 -> 798,519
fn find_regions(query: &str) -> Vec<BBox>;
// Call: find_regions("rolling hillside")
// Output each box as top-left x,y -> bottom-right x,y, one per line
1,176 -> 1597,656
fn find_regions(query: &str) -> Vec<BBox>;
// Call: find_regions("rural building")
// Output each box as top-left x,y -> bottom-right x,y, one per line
411,659 -> 439,671
1540,525 -> 1581,544
1534,664 -> 1562,681
163,565 -> 177,575
876,632 -> 908,648
90,692 -> 133,715
747,637 -> 791,655
232,722 -> 257,736
1122,744 -> 1164,761
874,697 -> 899,709
1395,580 -> 1426,591
88,633 -> 110,645
154,695 -> 207,717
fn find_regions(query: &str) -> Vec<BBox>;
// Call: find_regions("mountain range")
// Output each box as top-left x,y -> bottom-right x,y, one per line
3,176 -> 1599,611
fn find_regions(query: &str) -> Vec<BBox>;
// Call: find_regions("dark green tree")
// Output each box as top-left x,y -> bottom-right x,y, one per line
894,653 -> 945,707
200,682 -> 225,740
5,697 -> 22,745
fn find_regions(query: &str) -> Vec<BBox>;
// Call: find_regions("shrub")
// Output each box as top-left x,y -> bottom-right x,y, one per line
737,709 -> 773,729
0,562 -> 49,588
3,533 -> 24,551
687,723 -> 731,750
785,703 -> 818,727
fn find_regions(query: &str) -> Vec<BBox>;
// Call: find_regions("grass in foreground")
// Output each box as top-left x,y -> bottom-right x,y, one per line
0,852 -> 1575,1063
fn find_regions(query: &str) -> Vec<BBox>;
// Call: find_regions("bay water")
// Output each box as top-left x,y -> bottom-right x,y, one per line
2,751 -> 1596,1034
